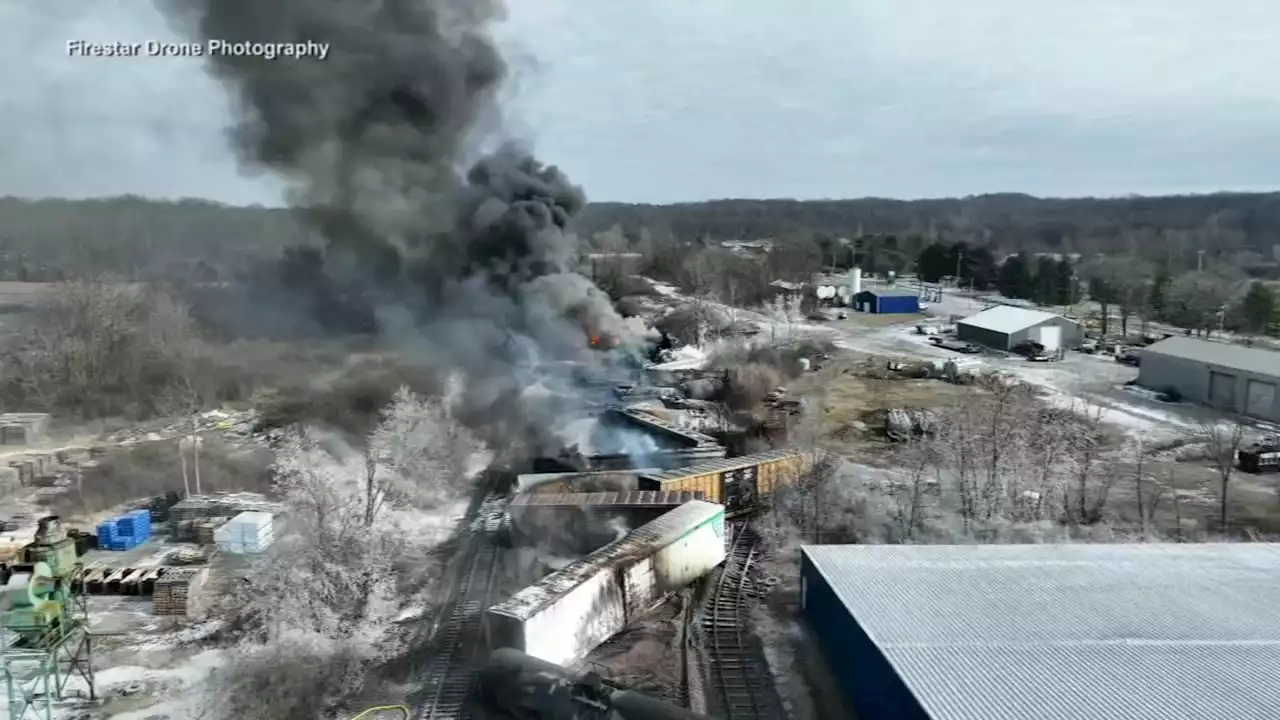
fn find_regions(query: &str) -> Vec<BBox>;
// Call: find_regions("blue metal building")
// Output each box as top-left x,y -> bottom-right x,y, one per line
801,543 -> 1280,720
852,290 -> 919,314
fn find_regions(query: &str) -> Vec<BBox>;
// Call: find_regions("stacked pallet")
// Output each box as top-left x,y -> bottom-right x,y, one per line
170,493 -> 286,542
153,568 -> 209,617
194,517 -> 230,546
97,509 -> 153,551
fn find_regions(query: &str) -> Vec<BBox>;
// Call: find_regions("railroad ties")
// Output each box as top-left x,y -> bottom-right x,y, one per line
417,492 -> 505,720
703,523 -> 788,720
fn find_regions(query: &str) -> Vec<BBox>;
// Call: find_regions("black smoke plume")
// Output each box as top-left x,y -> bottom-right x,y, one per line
158,0 -> 646,450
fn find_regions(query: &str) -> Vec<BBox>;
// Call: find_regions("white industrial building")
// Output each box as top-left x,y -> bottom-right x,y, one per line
955,305 -> 1084,352
1138,336 -> 1280,422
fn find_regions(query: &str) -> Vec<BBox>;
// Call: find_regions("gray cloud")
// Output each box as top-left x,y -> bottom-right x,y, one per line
2,0 -> 1278,204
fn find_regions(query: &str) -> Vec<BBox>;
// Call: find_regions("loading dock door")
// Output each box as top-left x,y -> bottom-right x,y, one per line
1036,325 -> 1062,352
1246,380 -> 1276,419
1209,371 -> 1237,409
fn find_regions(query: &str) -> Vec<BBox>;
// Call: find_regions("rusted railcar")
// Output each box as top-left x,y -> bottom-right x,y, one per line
636,449 -> 808,517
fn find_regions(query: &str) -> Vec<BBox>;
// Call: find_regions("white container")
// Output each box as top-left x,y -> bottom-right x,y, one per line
486,499 -> 725,667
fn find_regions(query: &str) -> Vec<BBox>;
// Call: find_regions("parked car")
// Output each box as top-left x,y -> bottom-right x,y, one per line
1012,340 -> 1045,357
1116,349 -> 1140,366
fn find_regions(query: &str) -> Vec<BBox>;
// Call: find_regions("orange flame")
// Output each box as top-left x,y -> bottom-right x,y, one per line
589,335 -> 601,347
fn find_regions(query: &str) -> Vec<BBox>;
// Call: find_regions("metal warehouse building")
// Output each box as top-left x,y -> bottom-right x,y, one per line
853,290 -> 920,314
955,305 -> 1083,351
801,543 -> 1280,720
1138,336 -> 1280,422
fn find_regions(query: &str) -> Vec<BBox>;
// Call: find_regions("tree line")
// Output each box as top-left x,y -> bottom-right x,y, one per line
3,192 -> 1280,283
579,192 -> 1280,276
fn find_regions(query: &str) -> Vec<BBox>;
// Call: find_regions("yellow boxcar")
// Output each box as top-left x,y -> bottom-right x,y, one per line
637,450 -> 808,516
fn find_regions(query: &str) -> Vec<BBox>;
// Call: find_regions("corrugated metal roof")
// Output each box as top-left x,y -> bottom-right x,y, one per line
804,543 -> 1280,720
609,407 -> 722,447
642,449 -> 803,483
1142,335 -> 1280,378
957,305 -> 1067,335
508,490 -> 705,508
490,499 -> 724,620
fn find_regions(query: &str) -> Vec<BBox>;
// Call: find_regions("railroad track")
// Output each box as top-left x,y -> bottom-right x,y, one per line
416,491 -> 506,720
701,522 -> 787,720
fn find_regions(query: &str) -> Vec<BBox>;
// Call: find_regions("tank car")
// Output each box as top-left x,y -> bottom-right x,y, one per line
477,648 -> 709,720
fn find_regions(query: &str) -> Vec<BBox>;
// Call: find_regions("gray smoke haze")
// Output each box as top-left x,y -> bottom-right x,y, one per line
156,0 -> 645,451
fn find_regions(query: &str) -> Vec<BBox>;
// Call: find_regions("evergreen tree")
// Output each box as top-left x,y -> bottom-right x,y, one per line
1054,258 -> 1076,305
1238,281 -> 1276,335
997,254 -> 1035,299
1148,268 -> 1171,320
966,246 -> 998,290
915,242 -> 953,283
1033,256 -> 1060,305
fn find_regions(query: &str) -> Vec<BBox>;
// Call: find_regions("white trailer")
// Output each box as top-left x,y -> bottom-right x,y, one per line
485,499 -> 726,667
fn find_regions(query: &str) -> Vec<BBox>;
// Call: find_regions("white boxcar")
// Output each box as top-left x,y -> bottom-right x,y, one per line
485,499 -> 726,667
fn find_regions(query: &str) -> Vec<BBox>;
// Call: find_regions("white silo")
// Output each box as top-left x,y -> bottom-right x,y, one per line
849,267 -> 862,296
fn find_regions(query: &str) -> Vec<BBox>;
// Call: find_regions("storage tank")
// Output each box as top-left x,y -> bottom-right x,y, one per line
849,268 -> 862,296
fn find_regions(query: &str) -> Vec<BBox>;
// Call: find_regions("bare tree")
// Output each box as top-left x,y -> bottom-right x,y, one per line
886,439 -> 938,541
762,293 -> 804,347
1167,465 -> 1185,541
204,387 -> 488,720
1056,395 -> 1115,525
1167,271 -> 1242,337
366,383 -> 486,512
1080,256 -> 1153,337
0,280 -> 209,418
1196,417 -> 1247,532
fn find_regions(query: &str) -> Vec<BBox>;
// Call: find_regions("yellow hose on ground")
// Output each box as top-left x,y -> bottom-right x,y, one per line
348,705 -> 409,720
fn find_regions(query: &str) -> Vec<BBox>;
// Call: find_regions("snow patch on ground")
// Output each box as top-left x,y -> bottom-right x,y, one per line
647,345 -> 709,371
96,650 -> 227,720
0,647 -> 227,720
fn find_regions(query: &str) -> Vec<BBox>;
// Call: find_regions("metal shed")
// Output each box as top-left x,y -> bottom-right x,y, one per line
955,305 -> 1083,351
853,290 -> 920,314
801,543 -> 1280,720
1138,336 -> 1280,422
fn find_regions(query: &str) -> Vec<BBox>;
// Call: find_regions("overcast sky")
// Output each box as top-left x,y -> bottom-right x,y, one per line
2,0 -> 1277,205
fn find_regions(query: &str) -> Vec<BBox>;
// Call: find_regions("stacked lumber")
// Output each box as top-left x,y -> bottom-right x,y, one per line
152,568 -> 209,617
194,517 -> 230,546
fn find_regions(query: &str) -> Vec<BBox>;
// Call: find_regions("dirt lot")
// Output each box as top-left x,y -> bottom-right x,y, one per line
790,355 -> 981,440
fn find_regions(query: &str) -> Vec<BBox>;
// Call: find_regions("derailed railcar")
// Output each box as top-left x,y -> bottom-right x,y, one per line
507,490 -> 706,555
485,499 -> 726,668
637,449 -> 808,516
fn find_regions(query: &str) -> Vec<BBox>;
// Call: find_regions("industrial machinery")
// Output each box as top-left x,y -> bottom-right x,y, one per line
1,516 -> 95,720
477,648 -> 709,720
3,517 -> 78,644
